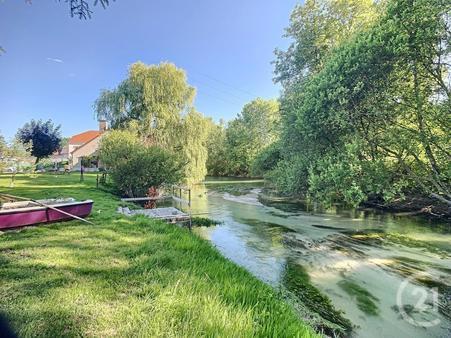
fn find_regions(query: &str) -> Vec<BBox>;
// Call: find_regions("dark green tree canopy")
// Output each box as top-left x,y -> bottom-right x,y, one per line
268,0 -> 451,207
16,119 -> 62,163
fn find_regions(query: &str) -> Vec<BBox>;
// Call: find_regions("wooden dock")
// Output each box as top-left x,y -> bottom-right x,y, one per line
132,207 -> 190,223
119,185 -> 193,228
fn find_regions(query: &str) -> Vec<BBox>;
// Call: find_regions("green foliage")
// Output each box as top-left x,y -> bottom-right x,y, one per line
95,62 -> 195,144
307,142 -> 405,207
97,129 -> 141,165
265,155 -> 310,196
0,137 -> 34,172
99,130 -> 183,197
178,110 -> 210,185
191,217 -> 222,227
80,154 -> 98,168
0,134 -> 6,158
274,0 -> 378,87
251,142 -> 282,177
95,62 -> 210,185
269,0 -> 451,207
205,119 -> 228,176
204,98 -> 281,177
226,98 -> 280,176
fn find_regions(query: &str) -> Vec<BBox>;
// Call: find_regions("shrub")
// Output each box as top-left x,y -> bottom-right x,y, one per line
99,130 -> 184,197
266,155 -> 310,196
307,142 -> 401,207
81,155 -> 99,168
251,142 -> 282,177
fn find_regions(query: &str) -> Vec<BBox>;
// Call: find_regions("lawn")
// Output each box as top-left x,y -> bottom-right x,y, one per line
0,173 -> 317,337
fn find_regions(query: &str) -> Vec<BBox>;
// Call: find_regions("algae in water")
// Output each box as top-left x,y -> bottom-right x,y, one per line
338,279 -> 380,315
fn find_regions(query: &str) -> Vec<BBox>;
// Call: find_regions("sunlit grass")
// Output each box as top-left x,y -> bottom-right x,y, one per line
0,173 -> 317,337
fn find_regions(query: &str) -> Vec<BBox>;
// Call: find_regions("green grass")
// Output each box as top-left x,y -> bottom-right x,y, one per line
0,173 -> 317,337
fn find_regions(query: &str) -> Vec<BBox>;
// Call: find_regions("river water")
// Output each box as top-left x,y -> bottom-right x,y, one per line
188,178 -> 451,338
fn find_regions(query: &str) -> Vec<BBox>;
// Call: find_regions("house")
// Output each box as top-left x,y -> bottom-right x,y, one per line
68,120 -> 107,169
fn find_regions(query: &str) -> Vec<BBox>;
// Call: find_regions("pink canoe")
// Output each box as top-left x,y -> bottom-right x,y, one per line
0,199 -> 93,230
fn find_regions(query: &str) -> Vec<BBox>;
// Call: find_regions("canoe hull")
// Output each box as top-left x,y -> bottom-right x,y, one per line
0,201 -> 93,230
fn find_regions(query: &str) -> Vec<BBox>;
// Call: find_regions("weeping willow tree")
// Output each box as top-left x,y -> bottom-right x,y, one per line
94,62 -> 210,184
178,110 -> 210,185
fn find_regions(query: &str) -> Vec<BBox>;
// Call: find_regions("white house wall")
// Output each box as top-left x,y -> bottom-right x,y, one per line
70,135 -> 103,168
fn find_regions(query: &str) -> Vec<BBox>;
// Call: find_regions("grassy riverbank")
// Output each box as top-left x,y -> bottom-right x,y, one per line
0,173 -> 317,337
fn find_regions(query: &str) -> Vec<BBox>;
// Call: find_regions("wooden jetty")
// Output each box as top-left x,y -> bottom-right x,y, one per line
131,207 -> 190,223
119,185 -> 192,228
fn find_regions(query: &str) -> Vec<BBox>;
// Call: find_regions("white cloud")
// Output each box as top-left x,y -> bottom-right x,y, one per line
46,57 -> 64,63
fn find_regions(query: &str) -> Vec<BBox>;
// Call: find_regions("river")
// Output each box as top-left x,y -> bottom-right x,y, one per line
187,178 -> 451,337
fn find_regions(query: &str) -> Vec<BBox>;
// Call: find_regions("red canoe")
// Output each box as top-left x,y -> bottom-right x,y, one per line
0,200 -> 94,230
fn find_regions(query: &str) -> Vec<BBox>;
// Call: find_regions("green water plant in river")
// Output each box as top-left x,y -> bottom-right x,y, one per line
349,232 -> 450,258
283,261 -> 353,336
338,279 -> 380,315
191,217 -> 222,227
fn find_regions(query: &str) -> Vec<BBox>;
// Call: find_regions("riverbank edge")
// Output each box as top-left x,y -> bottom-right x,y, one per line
0,173 -> 319,337
259,189 -> 451,222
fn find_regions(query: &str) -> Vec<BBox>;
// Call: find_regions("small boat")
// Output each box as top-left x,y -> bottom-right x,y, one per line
0,198 -> 94,230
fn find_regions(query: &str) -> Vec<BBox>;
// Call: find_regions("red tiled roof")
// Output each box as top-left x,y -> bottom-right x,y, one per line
69,131 -> 101,145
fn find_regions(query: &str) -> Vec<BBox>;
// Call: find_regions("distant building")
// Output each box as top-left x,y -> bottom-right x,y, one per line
68,120 -> 108,169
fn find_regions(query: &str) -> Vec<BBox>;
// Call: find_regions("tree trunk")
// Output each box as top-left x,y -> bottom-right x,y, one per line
413,64 -> 442,183
430,193 -> 451,207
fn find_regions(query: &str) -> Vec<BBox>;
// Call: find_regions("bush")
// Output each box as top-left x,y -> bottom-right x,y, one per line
266,155 -> 310,196
251,142 -> 282,177
81,155 -> 98,168
99,130 -> 184,197
307,142 -> 402,207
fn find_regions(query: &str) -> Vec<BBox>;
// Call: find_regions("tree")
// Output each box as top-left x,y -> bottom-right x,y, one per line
274,0 -> 379,88
95,62 -> 195,146
205,119 -> 228,176
0,137 -> 33,175
0,134 -> 6,159
271,0 -> 451,207
178,110 -> 210,185
16,119 -> 62,164
99,129 -> 183,197
225,98 -> 280,176
251,142 -> 282,177
95,62 -> 210,184
59,137 -> 70,152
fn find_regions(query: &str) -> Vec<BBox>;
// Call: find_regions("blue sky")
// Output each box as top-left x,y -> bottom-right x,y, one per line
0,0 -> 298,140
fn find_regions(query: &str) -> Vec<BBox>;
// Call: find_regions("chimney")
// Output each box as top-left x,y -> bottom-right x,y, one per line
99,120 -> 108,132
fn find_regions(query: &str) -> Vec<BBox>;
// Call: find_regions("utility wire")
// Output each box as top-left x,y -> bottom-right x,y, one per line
189,74 -> 250,102
189,69 -> 260,99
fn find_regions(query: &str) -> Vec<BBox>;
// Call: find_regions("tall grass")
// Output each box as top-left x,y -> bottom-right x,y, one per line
0,173 -> 317,337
